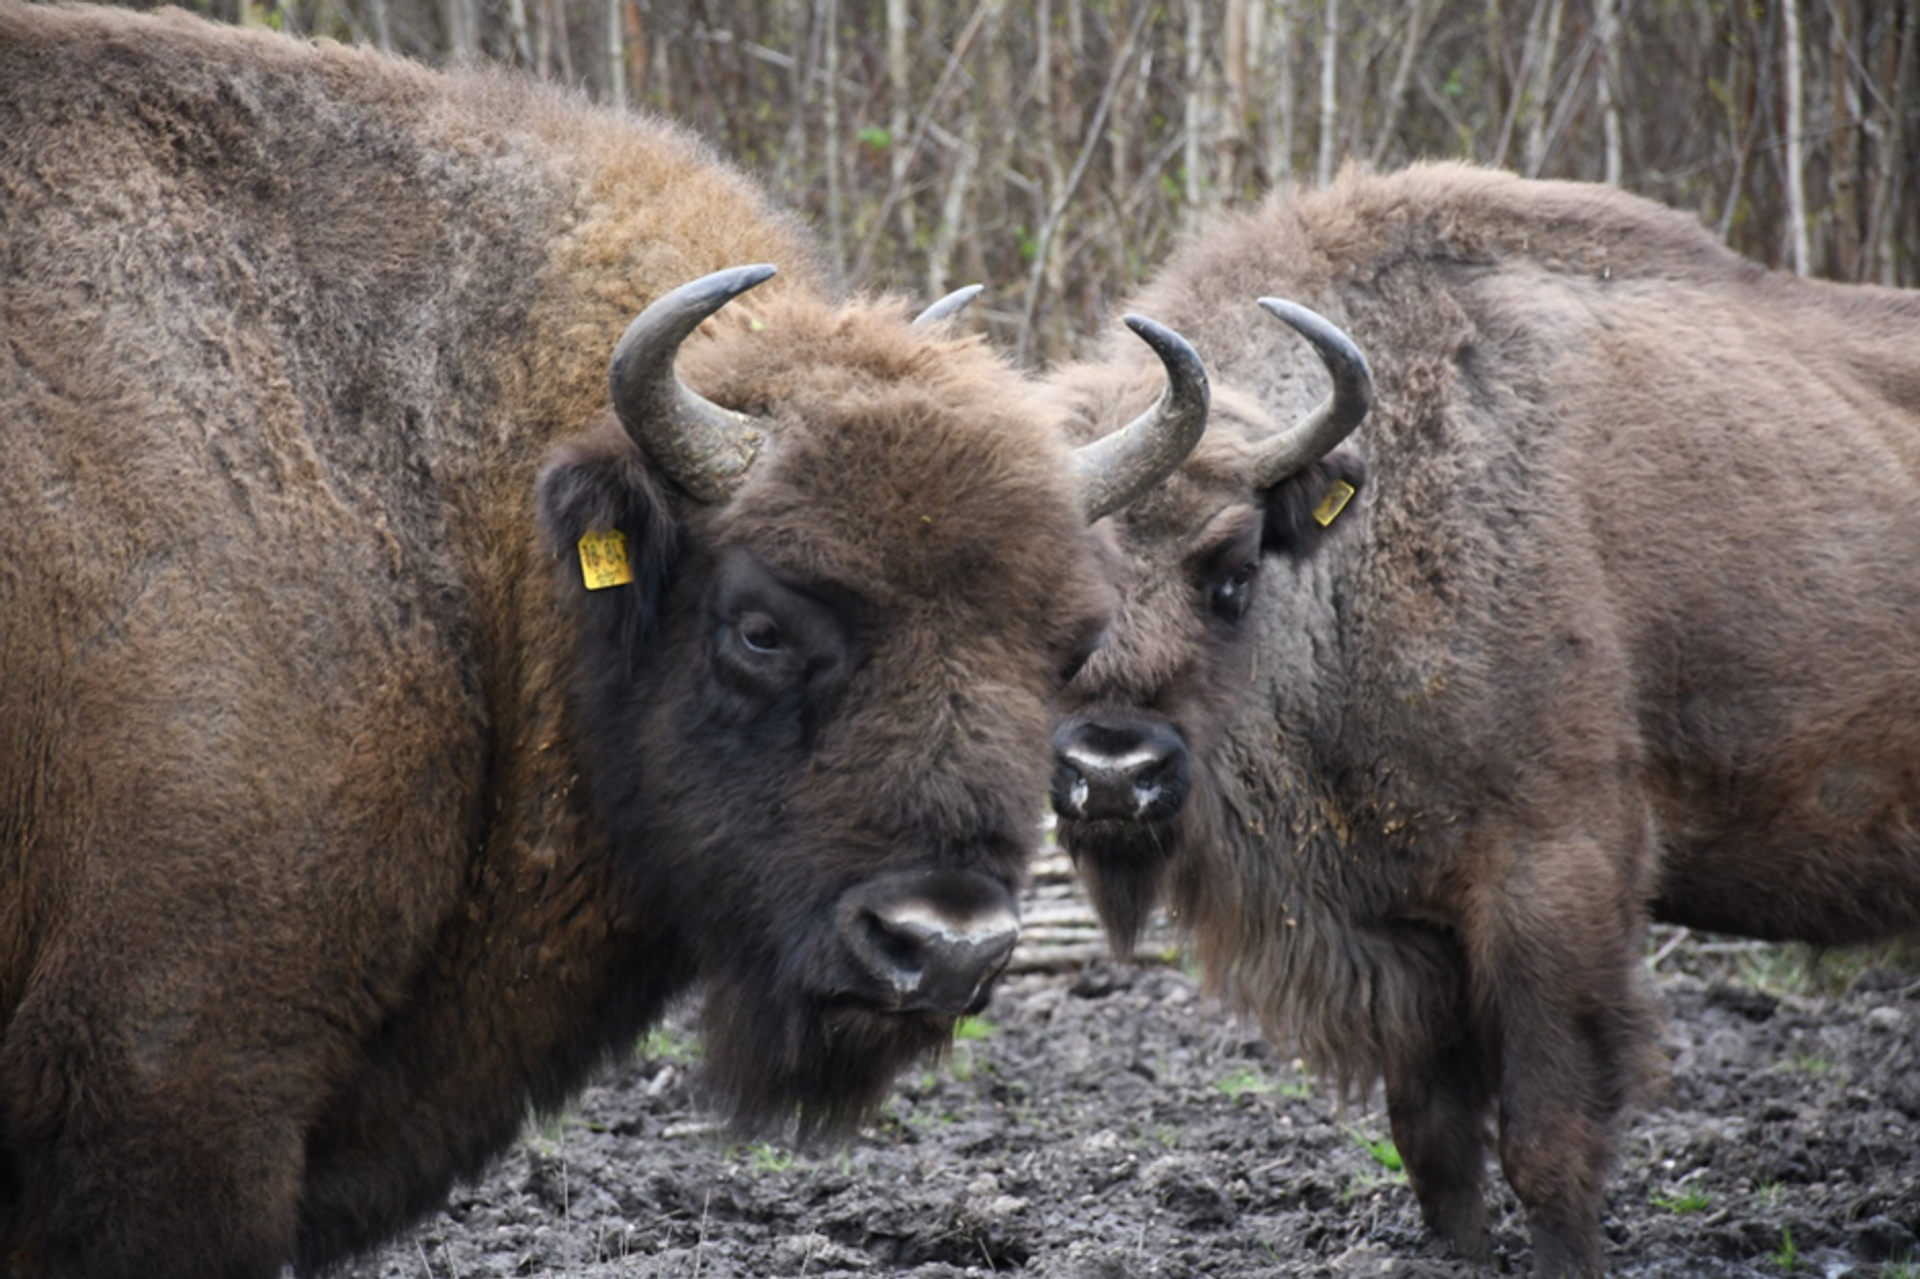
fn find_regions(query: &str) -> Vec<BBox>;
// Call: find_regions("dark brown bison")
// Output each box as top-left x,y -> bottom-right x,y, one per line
0,6 -> 1208,1277
1047,161 -> 1920,1276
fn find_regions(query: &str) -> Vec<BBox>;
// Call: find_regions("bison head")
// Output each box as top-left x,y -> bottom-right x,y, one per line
535,267 -> 1207,1137
1049,300 -> 1373,950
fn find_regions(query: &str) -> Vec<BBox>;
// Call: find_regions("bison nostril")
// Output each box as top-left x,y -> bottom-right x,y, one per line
859,910 -> 928,989
1052,720 -> 1190,822
844,901 -> 1019,1013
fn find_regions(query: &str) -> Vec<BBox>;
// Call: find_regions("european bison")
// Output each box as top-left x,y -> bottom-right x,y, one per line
0,6 -> 1208,1277
1047,161 -> 1920,1275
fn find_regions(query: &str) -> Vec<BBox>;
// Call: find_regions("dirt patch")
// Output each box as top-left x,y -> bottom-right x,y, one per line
336,879 -> 1920,1279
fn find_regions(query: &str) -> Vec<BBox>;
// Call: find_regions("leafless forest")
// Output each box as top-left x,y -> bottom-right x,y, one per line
118,0 -> 1917,361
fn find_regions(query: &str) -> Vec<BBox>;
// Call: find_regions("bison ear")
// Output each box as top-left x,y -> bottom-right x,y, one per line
535,424 -> 683,668
1261,450 -> 1367,560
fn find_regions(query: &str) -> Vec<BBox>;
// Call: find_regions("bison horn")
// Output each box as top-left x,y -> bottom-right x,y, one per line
1251,298 -> 1373,489
1073,315 -> 1211,523
911,283 -> 985,329
608,264 -> 778,504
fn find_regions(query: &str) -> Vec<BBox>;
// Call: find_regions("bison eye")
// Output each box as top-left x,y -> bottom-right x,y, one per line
1210,560 -> 1257,626
1059,631 -> 1105,687
737,614 -> 782,654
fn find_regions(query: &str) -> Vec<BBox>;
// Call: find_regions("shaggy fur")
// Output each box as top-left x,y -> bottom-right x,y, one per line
0,6 -> 1119,1276
1048,162 -> 1920,1276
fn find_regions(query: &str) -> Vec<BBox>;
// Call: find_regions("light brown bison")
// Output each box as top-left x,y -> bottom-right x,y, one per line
1047,162 -> 1920,1276
0,5 -> 1208,1276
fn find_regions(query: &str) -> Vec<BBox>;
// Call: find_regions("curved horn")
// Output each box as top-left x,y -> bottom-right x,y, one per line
911,283 -> 985,329
609,264 -> 778,504
1251,298 -> 1373,489
1073,315 -> 1211,523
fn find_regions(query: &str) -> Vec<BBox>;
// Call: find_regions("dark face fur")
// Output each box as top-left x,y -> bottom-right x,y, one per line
538,297 -> 1111,1138
1051,393 -> 1365,952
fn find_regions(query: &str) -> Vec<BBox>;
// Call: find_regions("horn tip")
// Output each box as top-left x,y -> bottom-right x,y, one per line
910,283 -> 986,329
1119,314 -> 1200,364
1256,296 -> 1310,326
720,263 -> 779,295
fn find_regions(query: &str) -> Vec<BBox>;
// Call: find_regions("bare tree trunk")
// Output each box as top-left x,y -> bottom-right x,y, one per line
441,0 -> 479,63
850,0 -> 997,283
1870,3 -> 1917,284
506,0 -> 532,67
971,0 -> 1012,295
1267,0 -> 1296,184
623,0 -> 645,102
1038,0 -> 1068,296
1183,0 -> 1206,211
604,0 -> 626,104
772,0 -> 816,199
887,0 -> 917,252
1316,0 -> 1339,186
822,0 -> 845,271
368,0 -> 393,52
648,3 -> 668,107
1112,2 -> 1150,207
1369,0 -> 1430,168
552,0 -> 575,87
1715,8 -> 1759,245
1783,0 -> 1812,274
1242,0 -> 1267,182
533,0 -> 554,82
1018,0 -> 1153,361
927,95 -> 983,299
1828,1 -> 1862,279
1490,0 -> 1538,170
1222,0 -> 1251,196
1595,0 -> 1623,185
1521,0 -> 1564,175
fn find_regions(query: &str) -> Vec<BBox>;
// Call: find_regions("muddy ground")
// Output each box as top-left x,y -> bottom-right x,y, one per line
337,866 -> 1920,1279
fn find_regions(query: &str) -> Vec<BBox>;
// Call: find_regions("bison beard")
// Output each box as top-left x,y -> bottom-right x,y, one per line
701,974 -> 957,1142
1058,818 -> 1178,957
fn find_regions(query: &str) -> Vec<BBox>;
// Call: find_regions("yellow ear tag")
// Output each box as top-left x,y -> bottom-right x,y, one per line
577,529 -> 634,590
1311,480 -> 1356,528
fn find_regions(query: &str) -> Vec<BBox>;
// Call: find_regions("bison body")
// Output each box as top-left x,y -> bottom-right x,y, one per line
1048,162 -> 1920,1274
0,6 -> 1202,1276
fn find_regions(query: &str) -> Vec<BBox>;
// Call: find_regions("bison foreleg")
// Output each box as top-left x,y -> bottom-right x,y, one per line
1382,981 -> 1496,1265
2,973 -> 307,1279
1472,846 -> 1656,1279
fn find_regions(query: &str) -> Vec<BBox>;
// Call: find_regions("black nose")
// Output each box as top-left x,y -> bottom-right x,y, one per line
836,872 -> 1019,1015
1051,717 -> 1190,822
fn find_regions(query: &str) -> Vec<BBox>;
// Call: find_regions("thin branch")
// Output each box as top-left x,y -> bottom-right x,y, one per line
1369,0 -> 1433,168
1016,0 -> 1155,363
849,0 -> 998,284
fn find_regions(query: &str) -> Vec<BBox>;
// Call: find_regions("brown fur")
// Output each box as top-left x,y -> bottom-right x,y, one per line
0,6 -> 1116,1276
1048,161 -> 1920,1276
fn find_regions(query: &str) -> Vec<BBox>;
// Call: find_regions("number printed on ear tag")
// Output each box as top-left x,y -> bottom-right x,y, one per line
577,528 -> 634,590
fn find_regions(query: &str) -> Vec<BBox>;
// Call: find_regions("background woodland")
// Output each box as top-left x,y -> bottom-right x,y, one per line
121,0 -> 1920,362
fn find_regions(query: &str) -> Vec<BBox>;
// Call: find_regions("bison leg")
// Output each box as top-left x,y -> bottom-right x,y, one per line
1471,846 -> 1655,1279
1382,969 -> 1496,1265
1,974 -> 306,1279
